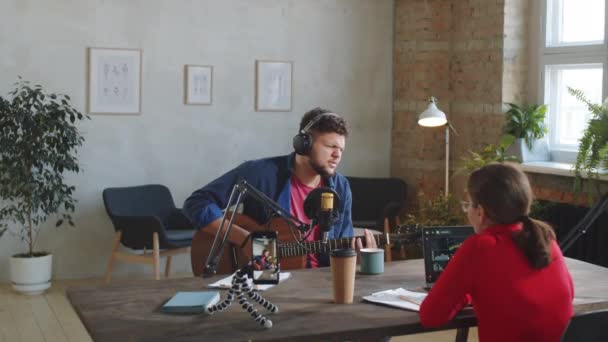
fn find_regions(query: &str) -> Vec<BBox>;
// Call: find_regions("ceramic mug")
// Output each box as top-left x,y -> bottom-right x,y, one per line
360,248 -> 384,274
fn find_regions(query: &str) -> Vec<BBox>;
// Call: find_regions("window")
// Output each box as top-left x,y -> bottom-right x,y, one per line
539,0 -> 608,164
545,0 -> 605,47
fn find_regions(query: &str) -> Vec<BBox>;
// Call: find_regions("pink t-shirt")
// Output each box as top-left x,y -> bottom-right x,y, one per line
290,176 -> 323,268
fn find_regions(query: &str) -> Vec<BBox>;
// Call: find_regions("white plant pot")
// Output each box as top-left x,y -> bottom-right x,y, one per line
506,137 -> 551,163
9,253 -> 52,295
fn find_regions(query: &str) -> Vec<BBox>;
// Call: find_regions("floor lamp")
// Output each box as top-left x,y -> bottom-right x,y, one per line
417,97 -> 454,198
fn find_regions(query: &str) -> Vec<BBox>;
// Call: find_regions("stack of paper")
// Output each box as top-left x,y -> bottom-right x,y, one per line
363,288 -> 428,312
208,272 -> 291,291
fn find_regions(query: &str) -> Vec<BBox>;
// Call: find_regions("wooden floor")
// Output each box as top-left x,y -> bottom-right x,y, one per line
0,276 -> 478,342
0,279 -> 96,342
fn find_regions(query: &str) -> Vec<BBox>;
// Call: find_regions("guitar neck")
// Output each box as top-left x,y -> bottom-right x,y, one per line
278,233 -> 389,258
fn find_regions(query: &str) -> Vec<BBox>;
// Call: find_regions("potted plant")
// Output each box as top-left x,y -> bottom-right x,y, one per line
393,192 -> 467,259
503,102 -> 550,162
567,87 -> 608,195
458,134 -> 519,174
0,78 -> 89,294
402,192 -> 466,228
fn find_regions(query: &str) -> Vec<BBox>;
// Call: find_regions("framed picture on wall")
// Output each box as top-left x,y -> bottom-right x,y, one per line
255,60 -> 292,112
87,47 -> 141,114
184,65 -> 213,105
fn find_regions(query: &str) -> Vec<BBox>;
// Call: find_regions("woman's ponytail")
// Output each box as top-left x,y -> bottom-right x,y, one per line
513,216 -> 556,269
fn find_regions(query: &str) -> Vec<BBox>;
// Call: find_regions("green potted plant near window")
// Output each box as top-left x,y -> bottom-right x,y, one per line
459,134 -> 519,173
567,87 -> 608,195
0,78 -> 89,294
503,102 -> 550,162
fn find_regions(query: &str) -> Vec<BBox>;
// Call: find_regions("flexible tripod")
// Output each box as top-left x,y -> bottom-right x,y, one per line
202,180 -> 309,329
206,264 -> 279,328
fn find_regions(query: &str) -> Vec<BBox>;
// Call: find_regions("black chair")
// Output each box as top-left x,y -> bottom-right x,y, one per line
102,184 -> 195,283
561,309 -> 608,341
346,176 -> 407,261
347,176 -> 407,230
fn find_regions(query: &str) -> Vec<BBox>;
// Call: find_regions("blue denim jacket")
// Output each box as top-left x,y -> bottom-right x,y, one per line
183,153 -> 353,242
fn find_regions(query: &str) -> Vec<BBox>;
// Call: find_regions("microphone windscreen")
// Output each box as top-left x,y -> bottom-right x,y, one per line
303,187 -> 341,220
321,192 -> 334,211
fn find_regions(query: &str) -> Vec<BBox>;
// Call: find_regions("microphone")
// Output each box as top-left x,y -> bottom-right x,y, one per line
303,187 -> 341,244
319,192 -> 334,244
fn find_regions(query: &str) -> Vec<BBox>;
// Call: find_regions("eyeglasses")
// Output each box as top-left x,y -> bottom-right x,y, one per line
460,201 -> 471,213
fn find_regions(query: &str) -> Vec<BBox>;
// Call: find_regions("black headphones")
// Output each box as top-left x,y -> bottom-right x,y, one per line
292,112 -> 340,155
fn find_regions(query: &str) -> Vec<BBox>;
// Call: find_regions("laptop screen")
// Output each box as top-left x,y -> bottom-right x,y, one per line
422,226 -> 475,286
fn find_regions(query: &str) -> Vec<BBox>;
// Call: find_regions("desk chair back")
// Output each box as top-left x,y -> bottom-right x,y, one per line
561,309 -> 608,342
346,177 -> 407,230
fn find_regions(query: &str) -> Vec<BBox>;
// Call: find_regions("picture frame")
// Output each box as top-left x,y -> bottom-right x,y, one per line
87,47 -> 142,114
184,65 -> 213,105
255,60 -> 293,112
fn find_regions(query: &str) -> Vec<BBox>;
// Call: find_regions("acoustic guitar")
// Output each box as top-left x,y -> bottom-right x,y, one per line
191,213 -> 420,276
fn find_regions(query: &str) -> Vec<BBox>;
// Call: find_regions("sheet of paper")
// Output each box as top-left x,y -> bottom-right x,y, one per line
208,272 -> 291,291
363,288 -> 428,312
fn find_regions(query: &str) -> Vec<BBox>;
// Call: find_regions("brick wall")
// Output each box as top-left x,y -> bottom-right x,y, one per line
393,0 -> 508,206
503,0 -> 528,105
528,173 -> 589,207
393,0 -> 600,208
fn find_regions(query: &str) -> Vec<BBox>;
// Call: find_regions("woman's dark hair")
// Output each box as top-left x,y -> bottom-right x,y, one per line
299,107 -> 349,137
467,163 -> 556,269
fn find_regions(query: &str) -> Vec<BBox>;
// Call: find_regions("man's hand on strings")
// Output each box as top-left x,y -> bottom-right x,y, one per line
351,228 -> 378,251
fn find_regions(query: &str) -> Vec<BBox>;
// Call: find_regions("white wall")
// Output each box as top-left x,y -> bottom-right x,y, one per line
0,0 -> 394,280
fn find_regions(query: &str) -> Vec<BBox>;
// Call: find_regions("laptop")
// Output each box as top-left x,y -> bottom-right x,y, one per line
422,225 -> 475,289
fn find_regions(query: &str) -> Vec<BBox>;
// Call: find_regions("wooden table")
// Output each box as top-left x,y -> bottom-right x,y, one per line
67,258 -> 608,342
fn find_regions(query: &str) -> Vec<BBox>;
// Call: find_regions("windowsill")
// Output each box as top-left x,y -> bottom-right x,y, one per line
521,161 -> 608,181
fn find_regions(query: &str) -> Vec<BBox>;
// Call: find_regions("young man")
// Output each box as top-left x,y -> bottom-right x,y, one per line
253,250 -> 273,270
183,107 -> 375,269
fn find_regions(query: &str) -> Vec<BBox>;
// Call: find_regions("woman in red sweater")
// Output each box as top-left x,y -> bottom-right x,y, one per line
419,163 -> 574,342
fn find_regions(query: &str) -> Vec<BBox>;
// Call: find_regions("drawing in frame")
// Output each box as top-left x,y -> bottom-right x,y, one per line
184,65 -> 213,105
255,60 -> 293,112
87,47 -> 142,114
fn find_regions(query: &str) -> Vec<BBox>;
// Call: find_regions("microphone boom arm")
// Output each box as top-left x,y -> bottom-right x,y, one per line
559,193 -> 608,254
239,180 -> 307,231
202,179 -> 308,278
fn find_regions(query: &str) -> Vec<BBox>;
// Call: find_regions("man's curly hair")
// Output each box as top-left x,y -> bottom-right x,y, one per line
299,107 -> 349,137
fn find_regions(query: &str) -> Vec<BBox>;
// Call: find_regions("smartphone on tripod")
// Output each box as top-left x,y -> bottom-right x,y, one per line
250,231 -> 280,284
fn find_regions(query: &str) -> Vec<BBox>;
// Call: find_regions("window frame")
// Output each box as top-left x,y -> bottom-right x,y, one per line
538,0 -> 608,164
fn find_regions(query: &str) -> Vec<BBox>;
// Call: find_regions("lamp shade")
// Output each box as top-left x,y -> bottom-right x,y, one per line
417,97 -> 447,127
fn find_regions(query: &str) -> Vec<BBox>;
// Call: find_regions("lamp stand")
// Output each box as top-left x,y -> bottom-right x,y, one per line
444,125 -> 449,198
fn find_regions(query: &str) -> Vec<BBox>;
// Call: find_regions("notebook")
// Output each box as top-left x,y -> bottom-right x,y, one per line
363,288 -> 428,312
422,225 -> 475,289
162,291 -> 220,314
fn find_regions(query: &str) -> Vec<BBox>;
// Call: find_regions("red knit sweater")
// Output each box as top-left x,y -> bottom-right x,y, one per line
419,223 -> 574,342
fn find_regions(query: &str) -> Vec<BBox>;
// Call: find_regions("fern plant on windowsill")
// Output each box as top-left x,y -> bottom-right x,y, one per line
567,87 -> 608,198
